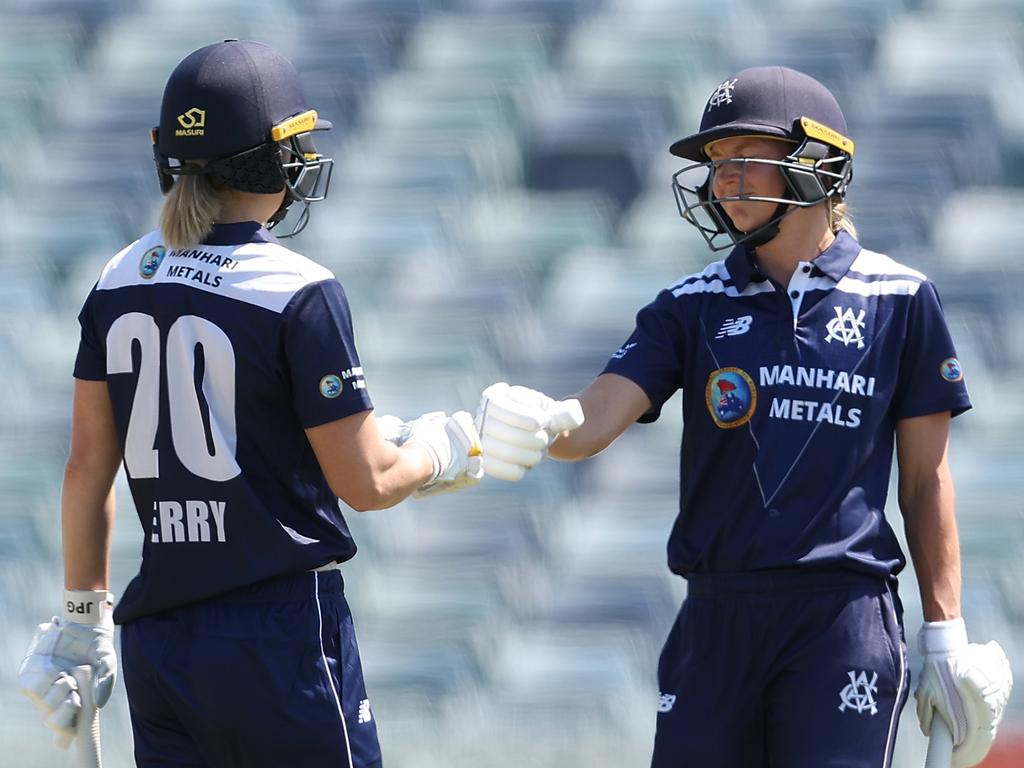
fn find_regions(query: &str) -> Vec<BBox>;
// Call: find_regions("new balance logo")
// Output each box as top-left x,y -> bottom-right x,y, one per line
612,342 -> 637,360
715,315 -> 753,338
658,693 -> 677,713
357,699 -> 372,724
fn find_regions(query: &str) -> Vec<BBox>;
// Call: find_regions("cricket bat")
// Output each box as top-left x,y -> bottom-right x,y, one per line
72,665 -> 102,768
924,716 -> 953,768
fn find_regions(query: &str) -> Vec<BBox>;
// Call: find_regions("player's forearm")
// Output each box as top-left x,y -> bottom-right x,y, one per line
549,375 -> 650,461
548,415 -> 614,461
900,473 -> 961,622
343,441 -> 435,511
61,461 -> 116,590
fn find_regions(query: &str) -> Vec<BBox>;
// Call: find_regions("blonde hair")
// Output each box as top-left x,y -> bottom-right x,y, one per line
829,199 -> 857,239
158,167 -> 221,250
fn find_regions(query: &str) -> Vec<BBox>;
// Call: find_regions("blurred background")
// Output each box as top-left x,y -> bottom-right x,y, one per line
1,0 -> 1022,765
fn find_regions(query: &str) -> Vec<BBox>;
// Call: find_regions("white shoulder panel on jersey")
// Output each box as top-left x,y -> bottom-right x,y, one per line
95,230 -> 338,314
839,249 -> 926,297
670,261 -> 774,299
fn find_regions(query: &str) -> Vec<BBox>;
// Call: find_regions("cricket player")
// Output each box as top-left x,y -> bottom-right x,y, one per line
18,40 -> 483,767
477,66 -> 1013,767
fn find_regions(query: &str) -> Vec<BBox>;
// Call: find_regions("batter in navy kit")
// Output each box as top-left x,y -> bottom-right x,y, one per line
18,40 -> 485,767
475,66 -> 1012,766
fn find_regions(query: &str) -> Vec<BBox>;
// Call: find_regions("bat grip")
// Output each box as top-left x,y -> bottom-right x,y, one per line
72,665 -> 102,768
924,715 -> 954,768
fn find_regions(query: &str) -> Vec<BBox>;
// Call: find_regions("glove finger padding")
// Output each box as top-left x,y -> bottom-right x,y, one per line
483,456 -> 530,483
480,414 -> 550,452
477,382 -> 586,483
484,438 -> 545,469
479,385 -> 547,432
43,681 -> 81,749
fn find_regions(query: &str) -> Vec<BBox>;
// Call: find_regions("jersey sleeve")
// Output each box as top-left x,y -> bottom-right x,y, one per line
892,280 -> 972,420
601,288 -> 687,423
72,285 -> 107,381
282,279 -> 374,428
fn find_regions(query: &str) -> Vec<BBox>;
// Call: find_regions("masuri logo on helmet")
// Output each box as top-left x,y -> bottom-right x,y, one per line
175,107 -> 206,135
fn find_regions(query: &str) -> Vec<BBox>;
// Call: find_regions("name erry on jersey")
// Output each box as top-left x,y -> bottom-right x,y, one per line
151,500 -> 227,543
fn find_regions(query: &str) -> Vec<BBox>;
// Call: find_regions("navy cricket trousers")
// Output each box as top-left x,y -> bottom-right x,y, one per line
121,568 -> 382,768
652,570 -> 909,768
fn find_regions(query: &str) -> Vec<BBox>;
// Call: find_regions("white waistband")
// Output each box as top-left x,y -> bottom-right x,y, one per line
309,561 -> 341,573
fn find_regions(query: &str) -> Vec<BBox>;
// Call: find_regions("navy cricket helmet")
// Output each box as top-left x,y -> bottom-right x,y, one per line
152,39 -> 334,237
670,66 -> 855,251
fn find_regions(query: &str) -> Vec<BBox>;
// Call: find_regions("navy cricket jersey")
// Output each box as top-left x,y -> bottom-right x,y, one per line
604,231 -> 971,579
74,222 -> 373,623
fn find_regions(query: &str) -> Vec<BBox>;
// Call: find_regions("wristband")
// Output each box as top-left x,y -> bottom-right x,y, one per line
63,589 -> 114,625
919,617 -> 968,657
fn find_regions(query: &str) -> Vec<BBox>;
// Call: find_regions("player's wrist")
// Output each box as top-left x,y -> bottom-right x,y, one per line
407,440 -> 442,484
62,589 -> 114,626
919,616 -> 968,657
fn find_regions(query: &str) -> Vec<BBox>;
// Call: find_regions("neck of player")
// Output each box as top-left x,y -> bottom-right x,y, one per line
753,203 -> 836,287
216,187 -> 287,228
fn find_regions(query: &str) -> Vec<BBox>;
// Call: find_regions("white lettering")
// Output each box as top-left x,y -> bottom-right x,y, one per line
185,500 -> 211,543
796,367 -> 815,387
210,501 -> 227,542
152,500 -> 227,543
846,408 -> 861,428
769,398 -> 791,418
159,501 -> 185,543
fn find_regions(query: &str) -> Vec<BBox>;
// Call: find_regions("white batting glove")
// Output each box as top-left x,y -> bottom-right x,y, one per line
476,382 -> 585,482
915,618 -> 1013,768
19,590 -> 117,749
404,411 -> 484,498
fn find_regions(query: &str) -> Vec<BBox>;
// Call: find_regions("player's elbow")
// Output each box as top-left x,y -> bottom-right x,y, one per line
329,473 -> 394,513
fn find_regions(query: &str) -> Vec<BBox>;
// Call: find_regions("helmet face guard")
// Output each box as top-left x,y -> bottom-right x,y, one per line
265,124 -> 334,237
672,121 -> 854,252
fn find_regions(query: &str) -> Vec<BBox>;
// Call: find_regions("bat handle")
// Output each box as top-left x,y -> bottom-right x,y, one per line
924,715 -> 954,768
72,665 -> 102,768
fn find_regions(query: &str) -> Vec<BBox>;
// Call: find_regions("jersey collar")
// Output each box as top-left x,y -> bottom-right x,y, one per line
810,230 -> 861,282
724,230 -> 862,291
201,221 -> 276,246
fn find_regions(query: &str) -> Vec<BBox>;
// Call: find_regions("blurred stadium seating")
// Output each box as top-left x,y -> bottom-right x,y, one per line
0,1 -> 1021,766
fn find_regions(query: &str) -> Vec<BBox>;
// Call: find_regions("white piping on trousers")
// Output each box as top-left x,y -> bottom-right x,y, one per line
315,571 -> 354,768
882,583 -> 908,768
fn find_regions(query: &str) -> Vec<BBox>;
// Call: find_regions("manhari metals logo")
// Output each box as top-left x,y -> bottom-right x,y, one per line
176,107 -> 206,137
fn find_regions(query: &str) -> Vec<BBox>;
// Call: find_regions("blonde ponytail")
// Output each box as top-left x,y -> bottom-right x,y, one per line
830,199 -> 857,240
158,168 -> 221,250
